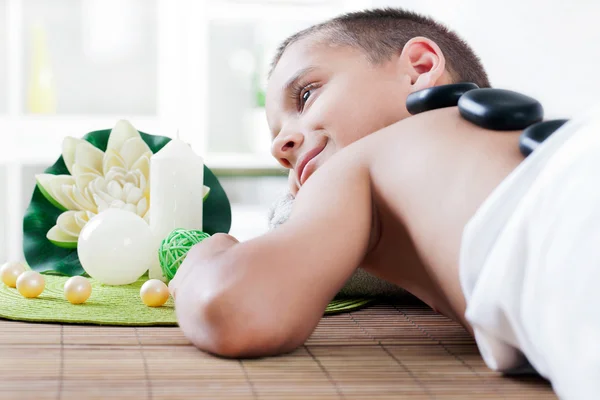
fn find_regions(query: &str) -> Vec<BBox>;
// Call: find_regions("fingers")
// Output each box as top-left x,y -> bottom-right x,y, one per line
167,233 -> 239,298
168,259 -> 193,297
168,278 -> 178,297
186,233 -> 238,261
288,170 -> 299,196
205,233 -> 239,249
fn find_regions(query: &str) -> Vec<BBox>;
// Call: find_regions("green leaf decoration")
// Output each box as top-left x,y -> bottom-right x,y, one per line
23,128 -> 232,276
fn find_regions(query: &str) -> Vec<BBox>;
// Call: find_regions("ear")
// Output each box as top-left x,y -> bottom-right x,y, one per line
399,37 -> 447,93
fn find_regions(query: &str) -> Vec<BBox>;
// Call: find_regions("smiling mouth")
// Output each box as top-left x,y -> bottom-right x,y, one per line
296,143 -> 326,186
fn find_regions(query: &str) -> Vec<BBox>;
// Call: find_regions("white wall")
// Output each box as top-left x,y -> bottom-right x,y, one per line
0,166 -> 5,262
0,0 -> 6,113
373,0 -> 600,119
4,0 -> 600,260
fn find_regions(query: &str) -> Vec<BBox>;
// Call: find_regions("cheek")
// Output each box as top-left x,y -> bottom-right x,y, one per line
307,79 -> 409,149
362,80 -> 411,126
310,90 -> 370,148
326,99 -> 393,148
356,96 -> 411,143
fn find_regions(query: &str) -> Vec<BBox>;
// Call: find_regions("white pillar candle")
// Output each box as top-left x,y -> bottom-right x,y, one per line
149,139 -> 204,280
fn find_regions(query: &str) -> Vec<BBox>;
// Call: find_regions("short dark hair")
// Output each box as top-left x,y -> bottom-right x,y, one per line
271,8 -> 490,88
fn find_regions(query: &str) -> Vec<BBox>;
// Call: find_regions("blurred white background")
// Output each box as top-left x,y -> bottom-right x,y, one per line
1,0 -> 599,261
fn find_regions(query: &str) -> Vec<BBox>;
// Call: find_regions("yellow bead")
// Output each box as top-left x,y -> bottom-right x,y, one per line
140,279 -> 170,307
16,271 -> 45,298
64,276 -> 92,305
0,261 -> 27,288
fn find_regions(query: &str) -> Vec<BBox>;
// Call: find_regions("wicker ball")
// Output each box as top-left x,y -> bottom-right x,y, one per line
158,228 -> 211,280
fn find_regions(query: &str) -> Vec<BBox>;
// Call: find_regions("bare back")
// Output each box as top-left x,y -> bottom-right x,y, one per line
361,107 -> 525,329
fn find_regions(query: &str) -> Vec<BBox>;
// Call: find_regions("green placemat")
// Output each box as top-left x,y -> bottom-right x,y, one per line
0,275 -> 175,326
0,275 -> 375,326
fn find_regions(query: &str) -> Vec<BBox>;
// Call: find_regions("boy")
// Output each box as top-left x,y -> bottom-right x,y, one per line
170,8 -> 600,399
171,6 -> 491,348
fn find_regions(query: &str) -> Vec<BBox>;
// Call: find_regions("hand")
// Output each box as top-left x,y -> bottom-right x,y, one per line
289,170 -> 299,196
168,233 -> 239,299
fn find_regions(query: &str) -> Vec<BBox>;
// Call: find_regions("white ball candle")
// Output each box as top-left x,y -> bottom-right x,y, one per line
0,261 -> 27,288
78,208 -> 154,285
64,276 -> 92,304
16,271 -> 45,298
140,279 -> 170,307
149,138 -> 204,280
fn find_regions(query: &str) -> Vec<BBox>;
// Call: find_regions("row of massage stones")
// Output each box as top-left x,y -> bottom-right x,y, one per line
406,82 -> 569,157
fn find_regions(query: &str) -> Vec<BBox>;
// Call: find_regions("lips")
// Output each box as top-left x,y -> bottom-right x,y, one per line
296,142 -> 326,186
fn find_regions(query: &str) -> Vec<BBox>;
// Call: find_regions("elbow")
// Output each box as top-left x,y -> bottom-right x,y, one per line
176,289 -> 301,358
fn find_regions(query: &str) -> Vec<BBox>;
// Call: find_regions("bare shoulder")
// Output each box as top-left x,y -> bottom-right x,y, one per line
357,108 -> 523,326
290,137 -> 372,219
361,107 -> 523,201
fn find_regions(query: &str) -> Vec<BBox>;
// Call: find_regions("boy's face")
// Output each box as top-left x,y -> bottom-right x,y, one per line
266,37 -> 417,194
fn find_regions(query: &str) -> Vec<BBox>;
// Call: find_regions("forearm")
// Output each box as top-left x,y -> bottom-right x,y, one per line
172,148 -> 373,357
175,225 -> 369,357
174,241 -> 325,358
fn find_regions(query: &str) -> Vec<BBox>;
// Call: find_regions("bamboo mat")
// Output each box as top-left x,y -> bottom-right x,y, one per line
0,298 -> 556,399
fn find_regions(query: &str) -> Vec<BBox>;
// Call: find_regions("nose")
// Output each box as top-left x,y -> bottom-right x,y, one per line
271,130 -> 304,169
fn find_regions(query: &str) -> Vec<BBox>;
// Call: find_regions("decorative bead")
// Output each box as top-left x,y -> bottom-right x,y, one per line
16,271 -> 45,298
64,276 -> 92,305
458,88 -> 544,131
406,82 -> 479,115
159,228 -> 210,281
0,261 -> 27,288
140,279 -> 170,307
519,119 -> 569,157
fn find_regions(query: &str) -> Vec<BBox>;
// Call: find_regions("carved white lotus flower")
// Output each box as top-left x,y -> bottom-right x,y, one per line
36,120 -> 152,248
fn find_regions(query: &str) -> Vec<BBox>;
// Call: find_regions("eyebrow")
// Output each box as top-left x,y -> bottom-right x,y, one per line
283,66 -> 317,94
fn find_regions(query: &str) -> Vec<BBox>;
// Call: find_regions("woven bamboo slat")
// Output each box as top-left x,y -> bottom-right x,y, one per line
0,300 -> 556,399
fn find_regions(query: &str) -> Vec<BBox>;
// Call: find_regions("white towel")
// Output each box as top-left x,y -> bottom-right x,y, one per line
460,104 -> 600,400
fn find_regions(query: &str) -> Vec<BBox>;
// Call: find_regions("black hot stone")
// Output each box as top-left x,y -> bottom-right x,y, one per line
406,82 -> 479,115
519,119 -> 569,157
458,88 -> 544,131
